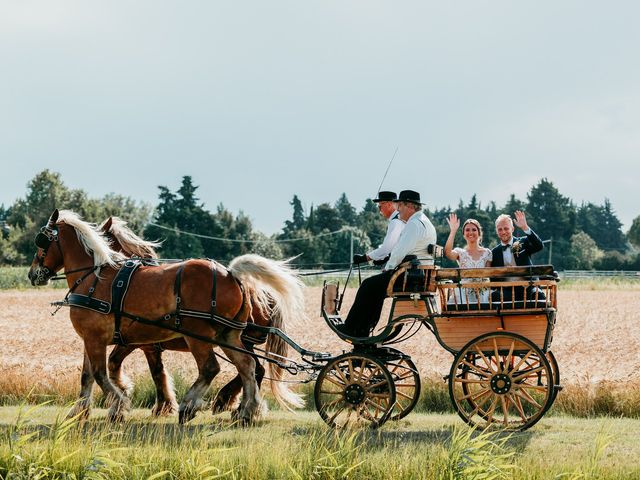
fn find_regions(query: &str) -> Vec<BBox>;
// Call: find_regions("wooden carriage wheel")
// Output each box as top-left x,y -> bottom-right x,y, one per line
448,332 -> 553,431
314,353 -> 396,429
546,350 -> 561,405
383,348 -> 421,421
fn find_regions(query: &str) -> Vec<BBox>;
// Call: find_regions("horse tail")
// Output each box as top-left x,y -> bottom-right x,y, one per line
229,254 -> 306,410
265,306 -> 305,410
228,254 -> 305,329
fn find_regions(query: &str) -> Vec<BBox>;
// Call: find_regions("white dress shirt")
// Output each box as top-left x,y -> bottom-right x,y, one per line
367,211 -> 405,261
384,211 -> 437,271
501,228 -> 532,266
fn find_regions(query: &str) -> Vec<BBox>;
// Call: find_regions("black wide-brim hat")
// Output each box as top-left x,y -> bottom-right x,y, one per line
397,190 -> 423,205
373,191 -> 397,203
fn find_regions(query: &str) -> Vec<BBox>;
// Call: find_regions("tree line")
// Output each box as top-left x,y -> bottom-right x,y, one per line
1,170 -> 639,270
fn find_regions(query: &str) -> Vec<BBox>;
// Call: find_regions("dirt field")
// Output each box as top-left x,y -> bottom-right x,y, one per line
1,287 -> 639,388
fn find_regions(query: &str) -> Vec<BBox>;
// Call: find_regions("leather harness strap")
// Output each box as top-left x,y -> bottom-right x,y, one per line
211,260 -> 217,319
173,263 -> 186,329
111,259 -> 142,345
58,259 -> 248,347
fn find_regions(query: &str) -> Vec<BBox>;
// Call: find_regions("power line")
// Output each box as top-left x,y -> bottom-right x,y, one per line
146,222 -> 348,244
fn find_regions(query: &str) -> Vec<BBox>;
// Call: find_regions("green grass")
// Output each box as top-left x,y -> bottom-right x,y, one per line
1,405 -> 638,479
0,266 -> 66,289
557,277 -> 640,290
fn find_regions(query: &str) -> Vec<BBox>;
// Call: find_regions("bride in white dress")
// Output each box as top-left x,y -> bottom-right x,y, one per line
444,213 -> 492,305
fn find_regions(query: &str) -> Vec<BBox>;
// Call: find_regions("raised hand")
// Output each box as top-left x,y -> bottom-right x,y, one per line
513,210 -> 529,231
446,213 -> 460,232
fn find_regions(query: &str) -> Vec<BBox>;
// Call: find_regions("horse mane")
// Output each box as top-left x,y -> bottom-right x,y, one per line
57,210 -> 125,268
100,217 -> 161,259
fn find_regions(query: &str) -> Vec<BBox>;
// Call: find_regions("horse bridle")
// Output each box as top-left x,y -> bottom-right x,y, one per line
33,222 -> 98,282
32,223 -> 62,282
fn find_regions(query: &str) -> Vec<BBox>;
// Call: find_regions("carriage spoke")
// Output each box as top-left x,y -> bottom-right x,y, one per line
396,390 -> 413,401
394,372 -> 415,382
512,350 -> 534,372
334,366 -> 349,385
364,397 -> 386,412
324,375 -> 347,388
454,378 -> 485,384
474,389 -> 493,409
474,346 -> 495,372
500,395 -> 510,426
514,387 -> 543,409
504,339 -> 516,372
484,396 -> 499,424
517,383 -> 548,392
368,379 -> 391,390
368,393 -> 393,399
348,360 -> 355,383
460,387 -> 490,401
492,338 -> 501,370
461,360 -> 491,378
322,397 -> 346,410
318,389 -> 344,396
513,366 -> 545,380
327,405 -> 348,425
508,392 -> 528,422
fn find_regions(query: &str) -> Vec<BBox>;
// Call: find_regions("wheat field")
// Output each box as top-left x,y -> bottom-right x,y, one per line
1,287 -> 639,394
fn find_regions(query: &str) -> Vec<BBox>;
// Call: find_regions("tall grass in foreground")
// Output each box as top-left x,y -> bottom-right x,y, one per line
0,403 -> 633,480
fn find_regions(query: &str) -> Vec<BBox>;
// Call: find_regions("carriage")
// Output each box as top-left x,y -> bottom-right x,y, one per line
314,259 -> 561,430
30,210 -> 560,431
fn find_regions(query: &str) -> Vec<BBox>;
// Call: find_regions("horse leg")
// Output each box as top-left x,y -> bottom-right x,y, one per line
212,345 -> 265,414
108,345 -> 136,397
212,374 -> 242,414
85,340 -> 131,422
67,349 -> 94,420
222,344 -> 262,425
141,345 -> 178,416
179,339 -> 221,424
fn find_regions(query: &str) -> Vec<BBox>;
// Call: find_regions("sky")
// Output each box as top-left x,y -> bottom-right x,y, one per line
1,1 -> 639,235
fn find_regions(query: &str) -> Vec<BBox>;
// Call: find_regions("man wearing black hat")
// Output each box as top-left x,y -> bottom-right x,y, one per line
339,190 -> 437,337
352,191 -> 404,266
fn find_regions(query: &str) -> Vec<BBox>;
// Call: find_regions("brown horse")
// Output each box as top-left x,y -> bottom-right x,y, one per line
98,217 -> 302,416
28,209 -> 305,424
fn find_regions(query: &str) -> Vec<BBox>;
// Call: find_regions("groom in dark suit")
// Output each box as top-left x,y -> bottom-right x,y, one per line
491,210 -> 545,302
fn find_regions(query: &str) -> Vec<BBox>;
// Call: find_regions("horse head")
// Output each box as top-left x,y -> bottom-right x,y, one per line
28,209 -> 63,286
28,210 -> 124,286
99,216 -> 160,259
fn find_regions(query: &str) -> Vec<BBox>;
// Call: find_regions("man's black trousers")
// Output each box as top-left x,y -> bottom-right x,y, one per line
344,270 -> 393,337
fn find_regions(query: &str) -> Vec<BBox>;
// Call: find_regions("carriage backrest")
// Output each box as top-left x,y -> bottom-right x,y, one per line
435,265 -> 558,313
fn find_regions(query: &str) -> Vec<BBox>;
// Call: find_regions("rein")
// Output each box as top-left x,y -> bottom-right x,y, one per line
50,265 -> 101,281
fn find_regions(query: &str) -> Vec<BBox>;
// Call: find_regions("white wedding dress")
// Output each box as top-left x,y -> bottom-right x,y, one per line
450,247 -> 493,305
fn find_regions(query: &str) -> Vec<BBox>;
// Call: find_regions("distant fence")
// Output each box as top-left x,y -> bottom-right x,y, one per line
559,270 -> 640,279
297,268 -> 640,281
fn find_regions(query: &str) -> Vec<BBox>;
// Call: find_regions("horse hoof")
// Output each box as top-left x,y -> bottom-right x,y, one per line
212,398 -> 233,414
179,408 -> 196,424
108,411 -> 125,423
66,407 -> 90,421
152,401 -> 178,417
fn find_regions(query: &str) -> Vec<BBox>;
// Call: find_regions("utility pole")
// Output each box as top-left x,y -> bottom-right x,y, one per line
542,238 -> 553,265
350,230 -> 354,262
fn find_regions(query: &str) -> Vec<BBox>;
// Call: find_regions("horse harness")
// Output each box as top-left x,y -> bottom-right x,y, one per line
55,258 -> 248,346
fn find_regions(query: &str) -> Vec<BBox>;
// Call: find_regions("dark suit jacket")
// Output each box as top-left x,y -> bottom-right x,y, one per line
491,229 -> 543,267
